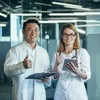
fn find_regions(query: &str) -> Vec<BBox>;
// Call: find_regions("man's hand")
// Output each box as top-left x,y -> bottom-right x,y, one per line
23,55 -> 32,69
41,77 -> 50,82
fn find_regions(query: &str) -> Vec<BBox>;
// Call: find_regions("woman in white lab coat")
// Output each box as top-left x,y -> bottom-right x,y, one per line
4,19 -> 51,100
52,24 -> 91,100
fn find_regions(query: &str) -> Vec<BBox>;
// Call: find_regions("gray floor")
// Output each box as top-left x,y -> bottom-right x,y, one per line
0,79 -> 11,100
0,78 -> 54,100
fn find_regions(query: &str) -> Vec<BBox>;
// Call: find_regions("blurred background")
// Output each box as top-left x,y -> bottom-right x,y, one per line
0,0 -> 100,100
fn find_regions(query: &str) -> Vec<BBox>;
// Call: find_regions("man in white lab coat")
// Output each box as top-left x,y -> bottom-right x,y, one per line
4,19 -> 51,100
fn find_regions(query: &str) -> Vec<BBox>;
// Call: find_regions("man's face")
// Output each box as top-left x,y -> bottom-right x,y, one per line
23,23 -> 40,44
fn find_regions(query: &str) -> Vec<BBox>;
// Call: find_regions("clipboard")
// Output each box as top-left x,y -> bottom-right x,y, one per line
25,72 -> 58,79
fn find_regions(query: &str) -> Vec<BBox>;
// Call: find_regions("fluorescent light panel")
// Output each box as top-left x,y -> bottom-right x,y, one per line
0,13 -> 7,17
28,10 -> 52,13
64,6 -> 91,11
2,9 -> 10,14
0,24 -> 6,27
76,20 -> 100,23
75,12 -> 100,15
77,28 -> 86,34
49,13 -> 86,16
49,12 -> 100,16
52,1 -> 91,11
39,20 -> 86,34
39,20 -> 76,23
52,1 -> 82,8
12,13 -> 42,16
39,19 -> 100,23
15,5 -> 21,8
77,24 -> 100,27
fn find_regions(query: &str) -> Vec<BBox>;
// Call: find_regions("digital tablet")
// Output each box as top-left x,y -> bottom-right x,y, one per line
64,59 -> 77,65
63,59 -> 78,70
25,72 -> 58,79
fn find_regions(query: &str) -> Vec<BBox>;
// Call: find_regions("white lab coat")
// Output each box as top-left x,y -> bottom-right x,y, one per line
4,41 -> 51,100
52,48 -> 91,100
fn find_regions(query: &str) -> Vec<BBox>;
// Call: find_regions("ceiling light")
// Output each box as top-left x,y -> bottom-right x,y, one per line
0,13 -> 7,17
74,12 -> 100,15
49,12 -> 100,16
52,1 -> 82,8
77,28 -> 86,34
39,20 -> 76,23
76,20 -> 100,23
77,24 -> 100,27
49,13 -> 86,16
0,23 -> 6,27
15,5 -> 21,8
2,9 -> 10,14
39,19 -> 100,24
64,6 -> 91,11
28,10 -> 52,13
47,17 -> 78,20
12,13 -> 42,16
45,34 -> 50,40
93,0 -> 100,2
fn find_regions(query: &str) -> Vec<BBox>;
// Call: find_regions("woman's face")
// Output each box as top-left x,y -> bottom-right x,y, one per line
62,28 -> 76,46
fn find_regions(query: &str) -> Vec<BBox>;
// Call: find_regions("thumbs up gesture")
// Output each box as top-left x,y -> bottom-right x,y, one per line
23,55 -> 32,69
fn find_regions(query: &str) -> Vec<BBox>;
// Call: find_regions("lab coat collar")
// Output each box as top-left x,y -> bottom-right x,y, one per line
21,40 -> 39,55
22,40 -> 38,50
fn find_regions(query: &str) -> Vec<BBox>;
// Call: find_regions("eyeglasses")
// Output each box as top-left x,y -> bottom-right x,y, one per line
62,33 -> 76,38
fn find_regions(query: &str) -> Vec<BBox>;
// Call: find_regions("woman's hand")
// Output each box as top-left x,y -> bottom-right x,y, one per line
52,53 -> 62,79
55,53 -> 62,66
52,53 -> 62,72
65,62 -> 79,75
65,62 -> 87,79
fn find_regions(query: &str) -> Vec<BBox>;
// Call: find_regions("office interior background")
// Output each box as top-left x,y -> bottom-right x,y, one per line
0,0 -> 100,100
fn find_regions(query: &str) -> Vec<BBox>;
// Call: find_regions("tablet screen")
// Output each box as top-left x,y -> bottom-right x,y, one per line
63,59 -> 78,70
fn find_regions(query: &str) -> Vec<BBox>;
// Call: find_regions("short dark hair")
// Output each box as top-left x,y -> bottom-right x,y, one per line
23,19 -> 40,30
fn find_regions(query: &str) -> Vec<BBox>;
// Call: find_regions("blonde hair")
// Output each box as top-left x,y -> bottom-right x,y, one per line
57,24 -> 80,53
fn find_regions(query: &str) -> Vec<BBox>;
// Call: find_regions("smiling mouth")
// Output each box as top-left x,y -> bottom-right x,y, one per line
66,40 -> 71,42
31,35 -> 37,38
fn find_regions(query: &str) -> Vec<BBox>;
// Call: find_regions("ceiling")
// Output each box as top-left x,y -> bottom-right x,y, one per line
0,0 -> 100,22
0,0 -> 100,38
